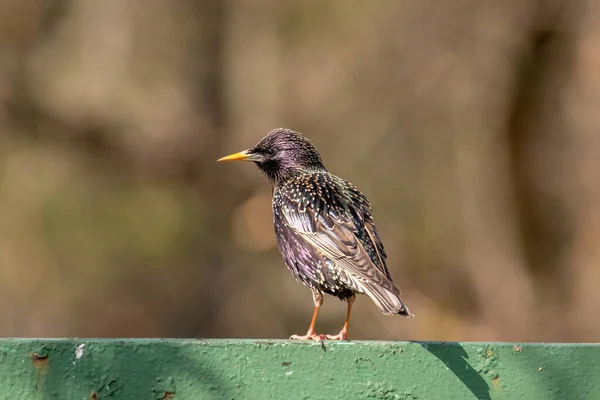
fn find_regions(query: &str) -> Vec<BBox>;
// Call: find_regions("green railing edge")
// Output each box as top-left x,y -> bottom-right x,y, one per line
1,339 -> 598,400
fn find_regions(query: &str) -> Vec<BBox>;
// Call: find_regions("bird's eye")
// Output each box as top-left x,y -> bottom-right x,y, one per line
262,148 -> 276,157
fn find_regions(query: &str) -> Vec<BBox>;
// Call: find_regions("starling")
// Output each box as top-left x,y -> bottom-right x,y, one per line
218,128 -> 413,341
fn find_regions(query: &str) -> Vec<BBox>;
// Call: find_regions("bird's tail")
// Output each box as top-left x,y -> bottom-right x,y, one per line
397,301 -> 414,317
362,282 -> 414,317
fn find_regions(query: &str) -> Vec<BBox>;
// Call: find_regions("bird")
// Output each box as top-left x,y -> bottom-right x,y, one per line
218,128 -> 413,341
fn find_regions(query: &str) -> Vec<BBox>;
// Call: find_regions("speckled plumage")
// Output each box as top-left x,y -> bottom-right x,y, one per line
273,172 -> 406,314
219,128 -> 412,340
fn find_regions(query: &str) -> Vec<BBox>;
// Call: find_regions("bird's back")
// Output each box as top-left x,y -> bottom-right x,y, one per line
272,170 -> 410,316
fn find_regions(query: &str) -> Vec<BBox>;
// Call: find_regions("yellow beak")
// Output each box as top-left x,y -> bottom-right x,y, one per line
217,149 -> 252,162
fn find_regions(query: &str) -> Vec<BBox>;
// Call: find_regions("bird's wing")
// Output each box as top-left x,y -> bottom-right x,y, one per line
279,182 -> 406,315
340,178 -> 392,281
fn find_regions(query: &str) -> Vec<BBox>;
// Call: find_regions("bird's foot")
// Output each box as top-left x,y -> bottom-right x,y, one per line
289,331 -> 327,342
324,329 -> 349,341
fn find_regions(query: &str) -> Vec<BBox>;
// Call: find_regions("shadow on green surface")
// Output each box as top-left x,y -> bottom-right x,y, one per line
418,342 -> 491,400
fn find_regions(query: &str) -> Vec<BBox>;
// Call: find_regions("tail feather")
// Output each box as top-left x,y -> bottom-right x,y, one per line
361,282 -> 414,317
397,301 -> 414,318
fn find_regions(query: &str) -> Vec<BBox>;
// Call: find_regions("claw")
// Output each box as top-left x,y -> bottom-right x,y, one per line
324,329 -> 349,341
289,332 -> 327,342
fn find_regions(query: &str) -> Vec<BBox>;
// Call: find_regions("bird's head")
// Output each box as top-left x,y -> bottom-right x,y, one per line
218,128 -> 326,183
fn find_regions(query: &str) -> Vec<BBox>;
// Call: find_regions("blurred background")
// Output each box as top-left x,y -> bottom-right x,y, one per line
0,0 -> 598,342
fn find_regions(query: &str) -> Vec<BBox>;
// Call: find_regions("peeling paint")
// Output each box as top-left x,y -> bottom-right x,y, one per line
75,343 -> 86,361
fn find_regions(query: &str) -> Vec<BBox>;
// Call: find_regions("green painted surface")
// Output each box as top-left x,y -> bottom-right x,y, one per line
0,340 -> 598,400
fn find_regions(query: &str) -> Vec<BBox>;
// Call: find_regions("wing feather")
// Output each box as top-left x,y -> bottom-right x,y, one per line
277,174 -> 411,315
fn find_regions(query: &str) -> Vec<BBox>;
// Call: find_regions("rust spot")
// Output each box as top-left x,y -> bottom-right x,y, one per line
492,376 -> 501,391
485,349 -> 494,357
90,391 -> 99,400
160,392 -> 174,400
31,353 -> 49,391
512,345 -> 522,352
31,353 -> 49,366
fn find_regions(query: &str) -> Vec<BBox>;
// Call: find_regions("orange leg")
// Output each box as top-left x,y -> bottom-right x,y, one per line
290,291 -> 326,341
325,294 -> 355,341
